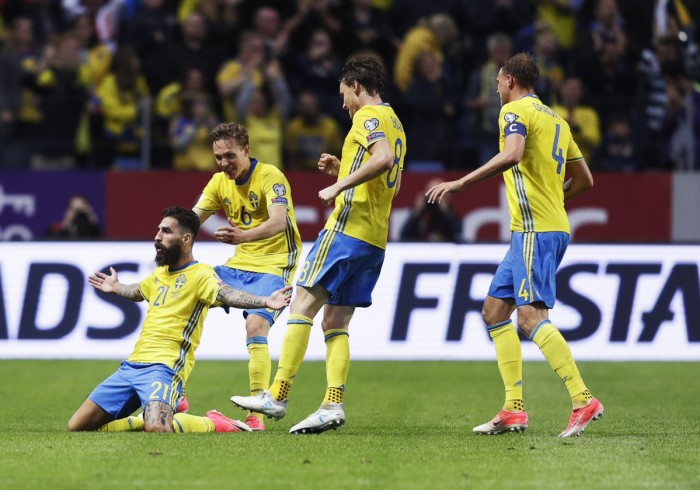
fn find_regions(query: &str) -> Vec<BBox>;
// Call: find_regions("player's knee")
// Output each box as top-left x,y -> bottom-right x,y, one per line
246,317 -> 270,338
143,422 -> 173,433
67,415 -> 91,432
481,307 -> 499,326
516,318 -> 535,337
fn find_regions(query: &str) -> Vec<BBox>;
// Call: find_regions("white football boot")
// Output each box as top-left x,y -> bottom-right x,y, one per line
230,390 -> 287,420
289,403 -> 345,434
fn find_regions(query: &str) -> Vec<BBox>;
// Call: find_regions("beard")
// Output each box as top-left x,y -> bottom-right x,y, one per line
155,242 -> 183,267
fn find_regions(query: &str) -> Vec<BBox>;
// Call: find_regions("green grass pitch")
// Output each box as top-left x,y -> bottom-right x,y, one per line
1,360 -> 699,489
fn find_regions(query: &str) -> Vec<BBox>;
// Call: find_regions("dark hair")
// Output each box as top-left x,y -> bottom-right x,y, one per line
209,122 -> 249,147
339,56 -> 384,97
502,52 -> 539,90
162,206 -> 200,239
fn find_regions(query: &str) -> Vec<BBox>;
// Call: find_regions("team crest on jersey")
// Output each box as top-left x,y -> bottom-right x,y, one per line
504,112 -> 519,124
249,191 -> 259,210
174,274 -> 187,290
364,118 -> 380,131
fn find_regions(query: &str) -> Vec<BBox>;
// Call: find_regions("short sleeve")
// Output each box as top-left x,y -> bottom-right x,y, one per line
197,266 -> 224,306
194,175 -> 222,213
263,168 -> 292,209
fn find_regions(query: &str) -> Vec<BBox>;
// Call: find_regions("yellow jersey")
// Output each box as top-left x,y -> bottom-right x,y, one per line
195,160 -> 301,283
324,103 -> 406,250
129,261 -> 222,384
499,95 -> 584,234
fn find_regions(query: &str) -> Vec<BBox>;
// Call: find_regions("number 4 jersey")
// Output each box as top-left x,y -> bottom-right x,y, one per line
499,94 -> 584,234
324,103 -> 406,250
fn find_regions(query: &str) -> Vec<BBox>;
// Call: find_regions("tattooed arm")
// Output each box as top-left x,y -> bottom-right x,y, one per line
88,267 -> 145,302
217,285 -> 292,310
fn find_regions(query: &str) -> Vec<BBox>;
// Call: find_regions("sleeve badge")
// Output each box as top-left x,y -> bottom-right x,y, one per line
504,113 -> 519,124
364,118 -> 380,131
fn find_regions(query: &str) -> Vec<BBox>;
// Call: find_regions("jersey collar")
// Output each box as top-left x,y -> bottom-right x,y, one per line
169,260 -> 198,272
236,158 -> 258,186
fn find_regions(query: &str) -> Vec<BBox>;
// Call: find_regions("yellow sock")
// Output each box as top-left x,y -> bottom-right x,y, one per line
323,329 -> 349,405
531,321 -> 589,408
270,314 -> 312,401
172,413 -> 215,433
488,320 -> 524,412
247,337 -> 270,419
98,413 -> 144,432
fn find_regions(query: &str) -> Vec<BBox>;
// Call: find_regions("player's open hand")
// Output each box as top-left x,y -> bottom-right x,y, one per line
425,180 -> 461,204
215,218 -> 246,244
88,267 -> 119,293
266,285 -> 293,310
318,153 -> 340,176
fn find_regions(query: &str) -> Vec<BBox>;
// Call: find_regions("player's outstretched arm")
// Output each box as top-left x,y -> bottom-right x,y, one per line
217,285 -> 292,310
88,267 -> 144,302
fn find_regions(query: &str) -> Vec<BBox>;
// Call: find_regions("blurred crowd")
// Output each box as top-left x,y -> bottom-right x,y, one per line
0,0 -> 699,173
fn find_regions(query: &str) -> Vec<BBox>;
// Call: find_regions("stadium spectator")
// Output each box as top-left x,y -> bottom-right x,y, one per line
285,90 -> 342,171
169,92 -> 219,171
231,56 -> 406,435
0,16 -> 43,169
596,113 -> 637,172
67,206 -> 290,433
400,177 -> 462,243
660,68 -> 700,170
551,77 -> 602,164
336,0 -> 399,63
288,27 -> 344,124
70,14 -> 111,90
196,0 -> 241,49
578,32 -> 637,130
393,12 -> 459,94
95,47 -> 150,169
193,122 -> 301,431
119,0 -> 178,93
283,0 -> 342,57
217,31 -> 266,123
402,50 -> 455,167
235,57 -> 292,169
532,29 -> 567,105
46,194 -> 101,239
30,33 -> 91,169
161,12 -> 226,97
463,32 -> 513,164
426,53 -> 603,438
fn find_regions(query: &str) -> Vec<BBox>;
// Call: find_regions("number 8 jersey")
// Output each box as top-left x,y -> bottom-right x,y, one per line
499,94 -> 583,234
324,103 -> 406,250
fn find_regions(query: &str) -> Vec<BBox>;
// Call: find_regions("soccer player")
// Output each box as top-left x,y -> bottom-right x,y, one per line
193,122 -> 301,431
426,53 -> 602,438
231,56 -> 406,434
67,206 -> 291,433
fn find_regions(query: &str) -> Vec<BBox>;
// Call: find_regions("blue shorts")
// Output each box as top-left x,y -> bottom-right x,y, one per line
297,230 -> 385,307
214,266 -> 285,326
488,231 -> 569,308
88,361 -> 184,419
